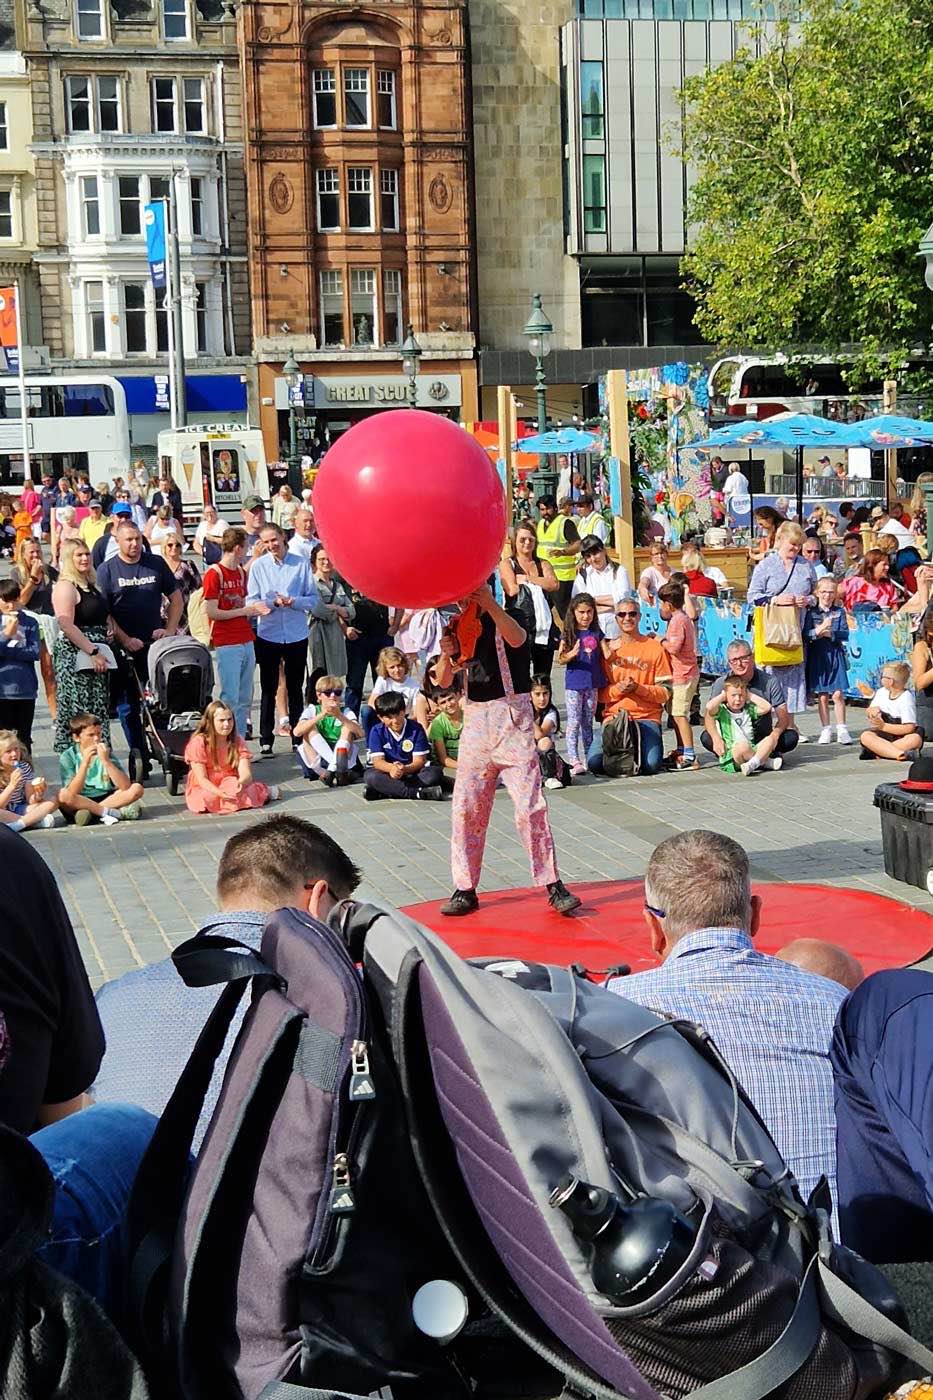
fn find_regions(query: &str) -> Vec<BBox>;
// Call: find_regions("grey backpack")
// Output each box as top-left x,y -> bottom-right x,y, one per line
600,711 -> 641,778
337,901 -> 933,1400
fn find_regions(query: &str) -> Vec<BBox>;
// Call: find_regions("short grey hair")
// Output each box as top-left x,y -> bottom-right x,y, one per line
644,830 -> 751,941
726,639 -> 752,659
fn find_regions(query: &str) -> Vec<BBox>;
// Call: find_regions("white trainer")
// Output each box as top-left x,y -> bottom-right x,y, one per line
837,725 -> 854,745
817,727 -> 833,744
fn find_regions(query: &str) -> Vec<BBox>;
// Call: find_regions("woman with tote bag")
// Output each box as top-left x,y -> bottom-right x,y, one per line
748,521 -> 817,744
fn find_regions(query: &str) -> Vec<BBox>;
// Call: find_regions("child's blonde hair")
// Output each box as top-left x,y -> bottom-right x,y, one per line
376,646 -> 409,678
0,729 -> 26,760
722,675 -> 749,697
315,673 -> 344,695
885,661 -> 910,688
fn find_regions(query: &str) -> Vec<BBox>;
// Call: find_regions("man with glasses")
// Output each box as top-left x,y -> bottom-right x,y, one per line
610,830 -> 846,1216
702,641 -> 798,765
801,537 -> 830,578
588,599 -> 671,776
246,522 -> 321,757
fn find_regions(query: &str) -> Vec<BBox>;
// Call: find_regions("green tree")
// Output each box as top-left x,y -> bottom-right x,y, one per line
679,0 -> 933,375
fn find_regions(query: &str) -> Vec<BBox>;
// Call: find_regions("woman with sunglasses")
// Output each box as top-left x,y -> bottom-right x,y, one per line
161,535 -> 201,632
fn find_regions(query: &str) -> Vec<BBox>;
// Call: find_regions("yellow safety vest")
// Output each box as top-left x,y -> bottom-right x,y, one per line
537,516 -> 578,582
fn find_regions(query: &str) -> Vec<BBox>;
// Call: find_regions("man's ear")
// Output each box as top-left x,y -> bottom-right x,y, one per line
749,893 -> 762,939
642,907 -> 667,960
303,879 -> 332,921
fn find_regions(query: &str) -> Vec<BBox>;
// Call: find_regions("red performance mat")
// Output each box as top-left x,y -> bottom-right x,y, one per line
402,881 -> 933,977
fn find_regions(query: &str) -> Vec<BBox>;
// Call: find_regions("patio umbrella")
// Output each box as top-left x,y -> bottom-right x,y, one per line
513,427 -> 600,454
832,414 -> 933,450
685,412 -> 860,519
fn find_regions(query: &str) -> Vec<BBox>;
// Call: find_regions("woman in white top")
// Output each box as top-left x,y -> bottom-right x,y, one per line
145,504 -> 182,556
272,484 -> 299,533
193,503 -> 224,558
637,542 -> 673,603
572,536 -> 632,639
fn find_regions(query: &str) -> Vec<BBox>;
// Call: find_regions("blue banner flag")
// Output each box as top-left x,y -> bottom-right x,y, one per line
144,202 -> 167,291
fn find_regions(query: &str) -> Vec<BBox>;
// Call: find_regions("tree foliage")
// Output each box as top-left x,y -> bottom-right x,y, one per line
679,0 -> 933,375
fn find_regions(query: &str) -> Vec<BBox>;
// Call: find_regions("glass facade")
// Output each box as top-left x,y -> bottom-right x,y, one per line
579,0 -> 777,16
581,256 -> 704,347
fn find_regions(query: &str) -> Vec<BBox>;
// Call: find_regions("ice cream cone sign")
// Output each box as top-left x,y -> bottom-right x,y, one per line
181,454 -> 195,490
245,458 -> 257,487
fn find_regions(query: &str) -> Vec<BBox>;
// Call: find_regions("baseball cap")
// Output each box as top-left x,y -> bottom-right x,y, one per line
817,455 -> 830,464
870,505 -> 885,519
580,534 -> 606,556
89,498 -> 102,508
111,501 -> 132,516
242,494 -> 264,511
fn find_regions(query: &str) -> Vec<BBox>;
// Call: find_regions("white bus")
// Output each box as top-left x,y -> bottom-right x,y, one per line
0,374 -> 131,481
707,355 -> 885,422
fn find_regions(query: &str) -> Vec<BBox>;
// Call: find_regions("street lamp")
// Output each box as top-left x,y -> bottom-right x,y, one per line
283,350 -> 302,493
523,291 -> 555,499
401,324 -> 422,409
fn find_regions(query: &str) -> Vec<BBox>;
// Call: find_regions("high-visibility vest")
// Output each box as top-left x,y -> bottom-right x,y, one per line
537,516 -> 577,582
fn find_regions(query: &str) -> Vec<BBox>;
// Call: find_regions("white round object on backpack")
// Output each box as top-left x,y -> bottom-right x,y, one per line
411,1279 -> 469,1344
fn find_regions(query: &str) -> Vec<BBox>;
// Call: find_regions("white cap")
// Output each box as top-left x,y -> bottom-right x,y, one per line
411,1279 -> 468,1344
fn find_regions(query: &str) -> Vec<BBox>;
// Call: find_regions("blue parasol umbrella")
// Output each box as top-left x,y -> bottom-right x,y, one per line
513,427 -> 601,454
684,412 -> 861,518
831,414 -> 933,450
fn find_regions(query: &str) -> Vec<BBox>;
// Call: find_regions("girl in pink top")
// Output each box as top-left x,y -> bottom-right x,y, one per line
183,701 -> 278,814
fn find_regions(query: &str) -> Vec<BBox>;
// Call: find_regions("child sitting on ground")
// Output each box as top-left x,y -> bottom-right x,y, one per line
859,661 -> 923,762
364,647 -> 428,736
0,729 -> 61,831
706,675 -> 782,777
804,576 -> 853,746
428,686 -> 464,781
658,580 -> 700,770
183,700 -> 277,813
294,674 -> 363,787
364,690 -> 444,801
58,711 -> 145,824
530,673 -> 570,790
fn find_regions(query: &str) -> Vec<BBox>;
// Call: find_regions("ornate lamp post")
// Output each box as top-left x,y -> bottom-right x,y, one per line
523,292 -> 556,499
401,324 -> 422,409
283,349 -> 302,493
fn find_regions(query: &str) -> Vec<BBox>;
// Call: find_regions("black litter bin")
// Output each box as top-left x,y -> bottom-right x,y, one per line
874,782 -> 933,894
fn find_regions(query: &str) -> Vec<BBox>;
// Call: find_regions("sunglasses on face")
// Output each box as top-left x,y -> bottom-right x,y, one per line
616,610 -> 639,619
318,688 -> 343,698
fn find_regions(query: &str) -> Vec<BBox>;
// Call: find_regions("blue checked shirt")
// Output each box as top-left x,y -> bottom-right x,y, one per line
246,549 -> 323,645
608,928 -> 847,1221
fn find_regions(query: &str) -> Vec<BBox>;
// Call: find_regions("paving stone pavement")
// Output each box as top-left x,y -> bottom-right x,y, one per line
12,688 -> 930,990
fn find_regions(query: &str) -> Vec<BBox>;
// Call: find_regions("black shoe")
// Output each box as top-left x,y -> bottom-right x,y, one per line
259,742 -> 274,759
440,888 -> 479,916
320,770 -> 336,787
363,785 -> 380,800
858,746 -> 876,761
245,723 -> 253,740
547,880 -> 582,916
416,784 -> 445,801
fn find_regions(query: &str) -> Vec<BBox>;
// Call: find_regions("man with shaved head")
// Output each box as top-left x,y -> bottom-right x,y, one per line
776,940 -> 864,992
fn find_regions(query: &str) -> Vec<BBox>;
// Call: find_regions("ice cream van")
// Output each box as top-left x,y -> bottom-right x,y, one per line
157,425 -> 270,526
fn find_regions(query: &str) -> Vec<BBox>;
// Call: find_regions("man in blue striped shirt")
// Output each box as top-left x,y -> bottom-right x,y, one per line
608,830 -> 848,1222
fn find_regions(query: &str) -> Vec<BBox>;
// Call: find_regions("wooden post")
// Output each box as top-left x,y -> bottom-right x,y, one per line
606,368 -> 635,579
883,378 -> 898,508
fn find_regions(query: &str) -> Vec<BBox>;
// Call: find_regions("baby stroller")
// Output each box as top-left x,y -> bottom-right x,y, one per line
138,635 -> 213,795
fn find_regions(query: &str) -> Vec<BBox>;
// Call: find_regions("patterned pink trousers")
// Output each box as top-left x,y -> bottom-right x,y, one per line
451,694 -> 559,891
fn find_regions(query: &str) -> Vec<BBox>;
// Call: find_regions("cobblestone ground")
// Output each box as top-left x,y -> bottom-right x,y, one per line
15,690 -> 929,989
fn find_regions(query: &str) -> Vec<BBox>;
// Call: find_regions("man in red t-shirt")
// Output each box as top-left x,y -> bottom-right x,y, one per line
202,526 -> 270,736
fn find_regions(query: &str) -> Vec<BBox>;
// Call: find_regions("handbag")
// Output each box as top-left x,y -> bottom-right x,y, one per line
753,564 -> 804,666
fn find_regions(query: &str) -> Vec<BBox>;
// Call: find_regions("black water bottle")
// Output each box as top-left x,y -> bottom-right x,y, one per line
549,1174 -> 699,1307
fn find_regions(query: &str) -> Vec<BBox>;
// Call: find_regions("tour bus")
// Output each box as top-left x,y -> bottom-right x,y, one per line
707,355 -> 886,422
157,424 -> 270,526
0,374 -> 130,482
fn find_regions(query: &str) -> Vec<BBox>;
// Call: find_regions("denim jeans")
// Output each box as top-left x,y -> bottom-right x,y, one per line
345,632 -> 391,715
114,646 -> 149,765
31,1102 -> 158,1322
587,719 -> 664,776
214,640 -> 255,736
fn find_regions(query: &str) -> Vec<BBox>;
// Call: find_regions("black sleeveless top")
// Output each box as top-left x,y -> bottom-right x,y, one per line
72,583 -> 109,630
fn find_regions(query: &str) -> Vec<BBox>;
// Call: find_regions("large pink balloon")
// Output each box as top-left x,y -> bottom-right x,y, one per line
313,409 -> 508,609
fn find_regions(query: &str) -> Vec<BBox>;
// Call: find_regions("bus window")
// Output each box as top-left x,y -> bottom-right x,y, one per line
212,448 -> 241,501
62,384 -> 114,417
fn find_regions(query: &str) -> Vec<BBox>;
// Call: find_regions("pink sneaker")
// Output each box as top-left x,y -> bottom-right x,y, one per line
570,762 -> 588,776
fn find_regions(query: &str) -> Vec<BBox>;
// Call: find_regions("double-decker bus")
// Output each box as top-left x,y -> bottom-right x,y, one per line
0,374 -> 130,482
707,355 -> 885,422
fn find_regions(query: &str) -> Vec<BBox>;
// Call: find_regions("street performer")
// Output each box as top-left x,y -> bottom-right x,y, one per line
435,584 -> 580,918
